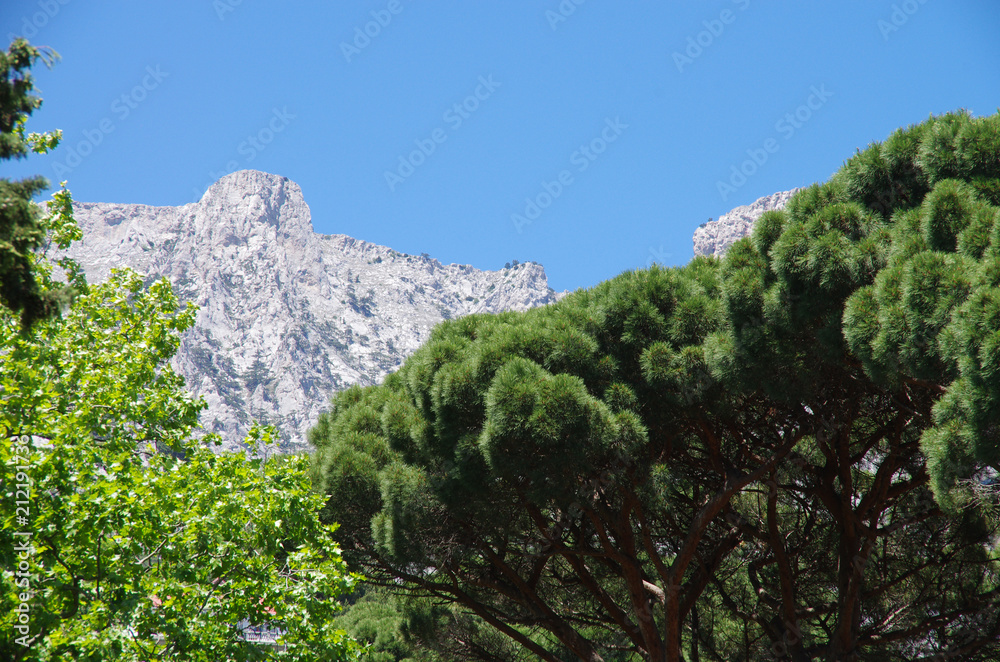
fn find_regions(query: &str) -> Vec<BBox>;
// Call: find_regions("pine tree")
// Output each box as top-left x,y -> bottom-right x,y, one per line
312,111 -> 1000,661
0,38 -> 67,329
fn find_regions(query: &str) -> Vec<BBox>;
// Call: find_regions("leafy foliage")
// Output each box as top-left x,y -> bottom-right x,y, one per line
0,199 -> 362,661
0,39 -> 364,660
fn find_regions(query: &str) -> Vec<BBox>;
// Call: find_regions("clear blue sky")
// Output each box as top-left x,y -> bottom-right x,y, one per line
3,1 -> 999,292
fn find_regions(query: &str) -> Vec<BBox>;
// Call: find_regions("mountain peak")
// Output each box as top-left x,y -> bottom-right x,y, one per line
203,169 -> 294,201
65,171 -> 560,451
198,169 -> 312,237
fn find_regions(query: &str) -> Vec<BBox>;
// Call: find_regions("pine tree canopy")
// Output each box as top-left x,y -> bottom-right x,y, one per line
0,38 -> 68,330
312,111 -> 1000,661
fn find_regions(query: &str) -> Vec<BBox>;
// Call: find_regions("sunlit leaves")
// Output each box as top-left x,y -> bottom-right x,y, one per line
1,204 -> 362,661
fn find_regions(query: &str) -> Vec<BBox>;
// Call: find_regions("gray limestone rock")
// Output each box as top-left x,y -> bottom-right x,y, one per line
65,170 -> 561,452
693,189 -> 801,258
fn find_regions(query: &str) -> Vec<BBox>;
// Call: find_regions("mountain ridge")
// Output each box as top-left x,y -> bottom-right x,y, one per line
64,170 -> 793,452
65,170 -> 561,451
693,189 -> 800,258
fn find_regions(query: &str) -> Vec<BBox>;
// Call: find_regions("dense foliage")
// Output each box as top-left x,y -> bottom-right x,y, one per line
0,38 -> 67,329
0,40 -> 362,662
312,111 -> 1000,662
334,587 -> 534,662
0,216 -> 363,661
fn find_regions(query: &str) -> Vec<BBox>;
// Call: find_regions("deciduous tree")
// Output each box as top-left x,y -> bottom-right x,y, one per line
0,221 -> 363,661
0,43 -> 363,657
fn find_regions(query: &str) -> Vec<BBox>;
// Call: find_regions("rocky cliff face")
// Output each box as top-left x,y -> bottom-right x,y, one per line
693,189 -> 800,258
66,170 -> 561,452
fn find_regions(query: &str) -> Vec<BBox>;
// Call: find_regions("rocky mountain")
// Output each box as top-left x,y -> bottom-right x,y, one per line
65,170 -> 795,452
693,189 -> 800,258
66,170 -> 561,452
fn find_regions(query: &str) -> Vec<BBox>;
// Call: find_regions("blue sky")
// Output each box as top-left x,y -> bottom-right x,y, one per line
3,1 -> 999,292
